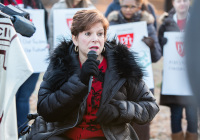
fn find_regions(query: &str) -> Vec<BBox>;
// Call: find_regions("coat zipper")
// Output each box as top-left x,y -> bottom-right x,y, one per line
101,79 -> 126,140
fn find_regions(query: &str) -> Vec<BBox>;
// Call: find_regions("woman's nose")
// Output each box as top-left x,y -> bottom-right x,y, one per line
92,34 -> 98,42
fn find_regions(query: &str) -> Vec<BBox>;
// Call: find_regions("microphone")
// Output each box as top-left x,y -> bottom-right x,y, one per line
0,3 -> 36,37
87,50 -> 98,93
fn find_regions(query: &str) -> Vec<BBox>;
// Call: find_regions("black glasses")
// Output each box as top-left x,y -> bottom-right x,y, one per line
121,5 -> 137,9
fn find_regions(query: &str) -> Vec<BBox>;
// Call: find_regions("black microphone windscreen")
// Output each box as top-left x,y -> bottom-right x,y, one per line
87,50 -> 98,60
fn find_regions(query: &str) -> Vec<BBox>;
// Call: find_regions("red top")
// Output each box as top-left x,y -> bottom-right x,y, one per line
3,0 -> 23,5
65,57 -> 107,140
177,18 -> 187,31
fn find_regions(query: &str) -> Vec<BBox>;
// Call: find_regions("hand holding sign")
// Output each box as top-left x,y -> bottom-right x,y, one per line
142,36 -> 155,50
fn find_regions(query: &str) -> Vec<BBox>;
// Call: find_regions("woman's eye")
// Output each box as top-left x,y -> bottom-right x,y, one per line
97,33 -> 103,36
85,32 -> 91,36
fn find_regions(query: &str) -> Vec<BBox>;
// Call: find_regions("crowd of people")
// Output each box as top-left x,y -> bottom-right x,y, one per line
1,0 -> 197,140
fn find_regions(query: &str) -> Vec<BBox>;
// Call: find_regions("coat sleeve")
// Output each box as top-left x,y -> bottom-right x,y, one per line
37,72 -> 88,122
147,24 -> 162,62
158,23 -> 166,54
111,80 -> 159,125
105,3 -> 115,17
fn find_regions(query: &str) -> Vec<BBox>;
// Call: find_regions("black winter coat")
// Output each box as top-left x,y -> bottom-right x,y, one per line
158,11 -> 195,106
107,10 -> 162,63
31,40 -> 159,140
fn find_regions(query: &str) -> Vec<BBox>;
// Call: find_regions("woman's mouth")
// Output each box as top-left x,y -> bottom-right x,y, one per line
89,46 -> 99,51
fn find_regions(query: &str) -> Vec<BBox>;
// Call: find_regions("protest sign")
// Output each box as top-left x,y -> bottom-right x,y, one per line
162,32 -> 192,96
18,9 -> 48,72
107,21 -> 154,88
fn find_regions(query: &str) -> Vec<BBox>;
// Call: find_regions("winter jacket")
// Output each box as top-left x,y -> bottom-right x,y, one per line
158,8 -> 179,52
105,0 -> 157,29
27,40 -> 159,140
48,0 -> 94,52
105,0 -> 121,17
158,10 -> 195,106
107,10 -> 162,63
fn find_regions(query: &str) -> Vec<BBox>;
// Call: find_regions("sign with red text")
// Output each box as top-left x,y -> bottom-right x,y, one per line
0,18 -> 33,140
162,32 -> 192,95
17,9 -> 49,72
107,21 -> 154,89
117,33 -> 134,48
66,18 -> 73,29
176,42 -> 184,57
53,7 -> 95,48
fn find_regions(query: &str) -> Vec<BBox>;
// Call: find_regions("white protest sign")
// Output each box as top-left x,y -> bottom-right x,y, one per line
107,21 -> 154,89
18,9 -> 49,72
162,32 -> 192,96
53,8 -> 94,48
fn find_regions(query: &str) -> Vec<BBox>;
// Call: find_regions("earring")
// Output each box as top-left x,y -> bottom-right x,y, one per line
102,47 -> 105,52
74,46 -> 79,52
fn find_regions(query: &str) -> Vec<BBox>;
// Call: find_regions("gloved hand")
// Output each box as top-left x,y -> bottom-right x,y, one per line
24,116 -> 51,140
80,58 -> 100,85
96,104 -> 119,124
142,36 -> 155,50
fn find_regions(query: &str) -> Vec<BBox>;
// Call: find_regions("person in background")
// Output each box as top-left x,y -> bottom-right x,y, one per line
104,0 -> 121,17
48,0 -> 94,52
158,0 -> 198,140
0,0 -> 48,137
107,0 -> 162,139
25,9 -> 159,140
164,0 -> 173,12
105,0 -> 157,29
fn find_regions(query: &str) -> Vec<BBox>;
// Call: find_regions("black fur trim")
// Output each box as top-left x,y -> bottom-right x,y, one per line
106,40 -> 143,81
48,39 -> 144,85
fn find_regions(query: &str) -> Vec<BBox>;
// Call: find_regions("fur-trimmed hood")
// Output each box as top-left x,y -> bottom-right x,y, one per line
107,10 -> 154,24
48,40 -> 143,87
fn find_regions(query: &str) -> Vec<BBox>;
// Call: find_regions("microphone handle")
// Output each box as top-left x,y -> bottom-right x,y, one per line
87,50 -> 97,93
88,76 -> 93,93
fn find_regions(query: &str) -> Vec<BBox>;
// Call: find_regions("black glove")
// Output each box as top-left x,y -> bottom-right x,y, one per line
80,58 -> 100,85
25,116 -> 50,140
142,36 -> 155,50
96,104 -> 119,124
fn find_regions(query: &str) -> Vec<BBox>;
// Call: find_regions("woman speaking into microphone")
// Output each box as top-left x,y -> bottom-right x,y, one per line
29,9 -> 159,140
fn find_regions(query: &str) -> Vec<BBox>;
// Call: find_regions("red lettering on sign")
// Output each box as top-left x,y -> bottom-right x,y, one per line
66,18 -> 73,29
176,42 -> 184,57
0,50 -> 7,70
117,33 -> 134,48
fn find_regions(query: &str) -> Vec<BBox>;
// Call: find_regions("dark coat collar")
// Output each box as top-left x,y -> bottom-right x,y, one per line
49,40 -> 143,84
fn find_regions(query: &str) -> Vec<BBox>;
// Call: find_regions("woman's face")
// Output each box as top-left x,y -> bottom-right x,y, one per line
121,0 -> 141,19
173,0 -> 190,14
72,22 -> 105,62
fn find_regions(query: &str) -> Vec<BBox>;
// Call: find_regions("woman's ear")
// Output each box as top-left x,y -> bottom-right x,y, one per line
72,35 -> 78,46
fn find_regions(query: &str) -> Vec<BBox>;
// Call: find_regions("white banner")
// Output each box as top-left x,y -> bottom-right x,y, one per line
18,9 -> 49,72
53,8 -> 94,48
0,18 -> 33,140
162,32 -> 192,96
107,21 -> 154,89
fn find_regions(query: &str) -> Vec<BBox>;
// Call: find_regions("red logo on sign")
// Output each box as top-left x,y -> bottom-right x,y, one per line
176,42 -> 184,57
118,33 -> 134,48
66,18 -> 73,29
